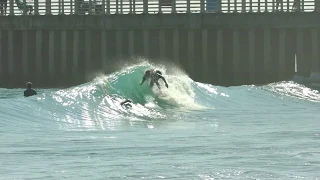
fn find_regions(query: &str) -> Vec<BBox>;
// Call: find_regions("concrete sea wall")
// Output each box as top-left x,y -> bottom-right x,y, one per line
0,13 -> 319,87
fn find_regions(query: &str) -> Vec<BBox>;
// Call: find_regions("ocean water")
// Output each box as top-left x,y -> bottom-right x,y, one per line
1,62 -> 320,180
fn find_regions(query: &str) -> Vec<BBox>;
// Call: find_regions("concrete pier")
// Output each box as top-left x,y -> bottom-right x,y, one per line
61,30 -> 67,75
143,30 -> 149,58
232,29 -> 240,84
248,29 -> 255,83
0,14 -> 320,87
216,29 -> 223,84
49,30 -> 55,80
159,29 -> 166,60
263,28 -> 271,83
188,29 -> 194,78
278,29 -> 286,80
173,29 -> 179,65
8,31 -> 13,77
201,29 -> 208,82
311,29 -> 319,71
73,30 -> 79,78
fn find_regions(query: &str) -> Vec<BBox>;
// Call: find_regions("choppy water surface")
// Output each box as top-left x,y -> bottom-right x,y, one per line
1,62 -> 320,179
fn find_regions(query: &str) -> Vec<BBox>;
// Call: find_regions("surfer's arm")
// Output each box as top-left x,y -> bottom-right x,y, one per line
140,76 -> 146,85
159,76 -> 168,88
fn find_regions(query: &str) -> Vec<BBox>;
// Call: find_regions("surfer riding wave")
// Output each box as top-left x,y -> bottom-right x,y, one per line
140,69 -> 169,90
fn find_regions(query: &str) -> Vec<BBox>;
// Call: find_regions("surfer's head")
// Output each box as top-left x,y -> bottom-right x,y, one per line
26,82 -> 32,89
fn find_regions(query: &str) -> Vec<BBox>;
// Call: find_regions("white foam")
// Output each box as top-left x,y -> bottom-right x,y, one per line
152,74 -> 204,110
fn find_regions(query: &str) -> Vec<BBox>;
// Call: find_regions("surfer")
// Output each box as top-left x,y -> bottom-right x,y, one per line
24,82 -> 37,97
120,99 -> 132,108
140,69 -> 169,89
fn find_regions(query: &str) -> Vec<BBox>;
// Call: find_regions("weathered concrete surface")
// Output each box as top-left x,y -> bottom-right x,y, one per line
0,13 -> 319,88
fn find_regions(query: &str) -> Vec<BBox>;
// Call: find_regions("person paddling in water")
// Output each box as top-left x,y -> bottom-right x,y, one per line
24,82 -> 37,97
140,69 -> 169,89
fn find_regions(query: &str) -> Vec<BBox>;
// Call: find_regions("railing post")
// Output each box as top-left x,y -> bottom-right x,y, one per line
315,0 -> 319,11
46,0 -> 52,14
200,0 -> 205,12
187,0 -> 190,13
101,0 -> 105,14
9,0 -> 14,15
59,0 -> 61,14
272,0 -> 275,11
158,0 -> 162,13
234,0 -> 237,12
120,0 -> 123,14
23,0 -> 27,15
242,0 -> 246,12
116,0 -> 119,14
106,0 -> 110,14
143,0 -> 148,13
257,0 -> 260,12
61,0 -> 65,14
264,0 -> 268,12
75,0 -> 79,14
129,0 -> 132,13
70,0 -> 73,14
34,0 -> 39,15
249,0 -> 253,12
172,0 -> 176,13
88,0 -> 92,14
133,0 -> 136,13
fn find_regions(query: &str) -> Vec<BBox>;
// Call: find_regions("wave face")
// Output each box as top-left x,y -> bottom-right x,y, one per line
1,61 -> 320,128
1,61 -> 320,179
1,62 -> 320,128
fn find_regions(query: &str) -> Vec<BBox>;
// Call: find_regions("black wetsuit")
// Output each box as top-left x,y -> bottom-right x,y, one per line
24,89 -> 37,97
140,69 -> 168,89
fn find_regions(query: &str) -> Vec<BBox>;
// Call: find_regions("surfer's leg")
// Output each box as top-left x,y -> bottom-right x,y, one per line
156,81 -> 161,90
150,81 -> 154,88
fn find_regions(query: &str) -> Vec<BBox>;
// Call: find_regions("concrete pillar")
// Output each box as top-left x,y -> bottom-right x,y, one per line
8,30 -> 13,75
217,29 -> 223,83
101,30 -> 107,68
296,29 -> 303,74
0,31 -> 1,75
311,28 -> 319,71
173,29 -> 179,65
129,30 -> 134,57
188,29 -> 194,76
263,28 -> 271,81
233,29 -> 240,84
248,29 -> 255,83
36,30 -> 42,75
85,30 -> 91,74
143,0 -> 147,13
278,28 -> 286,80
116,30 -> 122,59
202,29 -> 208,81
187,0 -> 191,13
159,29 -> 166,59
22,30 -> 28,76
73,30 -> 79,77
61,30 -> 67,75
49,30 -> 55,79
143,29 -> 149,57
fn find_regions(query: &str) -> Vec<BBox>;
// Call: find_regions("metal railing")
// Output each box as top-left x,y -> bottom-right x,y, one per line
0,0 -> 318,16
